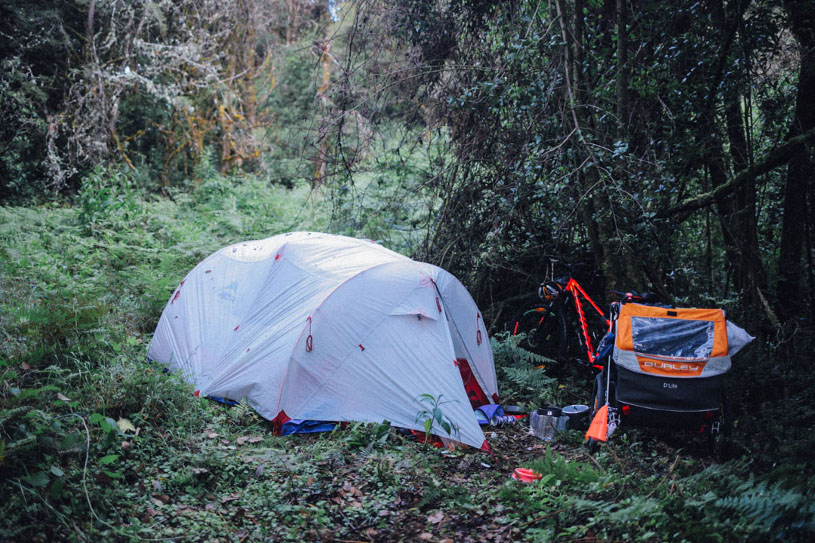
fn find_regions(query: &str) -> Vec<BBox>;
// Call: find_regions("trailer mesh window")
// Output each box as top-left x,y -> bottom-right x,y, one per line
630,317 -> 714,359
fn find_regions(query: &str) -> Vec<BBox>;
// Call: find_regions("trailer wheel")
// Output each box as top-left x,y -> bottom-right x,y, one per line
709,388 -> 731,459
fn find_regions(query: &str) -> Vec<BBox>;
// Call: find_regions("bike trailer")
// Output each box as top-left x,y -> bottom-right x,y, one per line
588,303 -> 753,444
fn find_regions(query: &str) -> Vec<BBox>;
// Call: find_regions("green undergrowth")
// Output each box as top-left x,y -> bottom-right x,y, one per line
1,170 -> 814,541
502,440 -> 815,542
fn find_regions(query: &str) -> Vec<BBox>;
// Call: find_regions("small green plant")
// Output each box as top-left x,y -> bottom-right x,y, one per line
415,393 -> 459,444
76,166 -> 140,232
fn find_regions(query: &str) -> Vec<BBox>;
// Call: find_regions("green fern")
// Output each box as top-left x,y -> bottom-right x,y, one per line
491,331 -> 553,367
525,450 -> 601,487
503,366 -> 556,390
491,331 -> 561,406
714,481 -> 811,532
0,405 -> 33,427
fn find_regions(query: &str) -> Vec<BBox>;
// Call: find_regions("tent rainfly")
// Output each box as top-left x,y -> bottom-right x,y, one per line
148,232 -> 498,449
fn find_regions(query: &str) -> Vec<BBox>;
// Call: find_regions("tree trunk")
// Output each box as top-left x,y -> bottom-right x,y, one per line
777,56 -> 815,320
616,0 -> 629,138
313,40 -> 333,187
85,0 -> 96,61
777,0 -> 815,321
555,0 -> 642,291
725,91 -> 766,296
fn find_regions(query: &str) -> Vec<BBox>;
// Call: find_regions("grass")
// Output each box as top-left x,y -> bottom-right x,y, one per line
1,170 -> 814,542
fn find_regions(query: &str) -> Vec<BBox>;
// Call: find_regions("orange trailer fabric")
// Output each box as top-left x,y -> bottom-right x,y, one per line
613,304 -> 731,378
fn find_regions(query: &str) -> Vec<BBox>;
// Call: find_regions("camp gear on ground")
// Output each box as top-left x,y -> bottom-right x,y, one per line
531,407 -> 562,441
586,404 -> 609,442
512,468 -> 543,483
475,404 -> 504,425
148,232 -> 498,450
562,404 -> 590,430
587,303 -> 753,447
556,415 -> 570,431
490,415 -> 517,426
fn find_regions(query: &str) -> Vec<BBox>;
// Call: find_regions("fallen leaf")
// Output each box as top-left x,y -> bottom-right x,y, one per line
191,467 -> 209,475
342,481 -> 353,492
57,393 -> 71,402
236,436 -> 249,445
418,533 -> 434,541
428,510 -> 444,524
221,494 -> 239,504
21,362 -> 31,371
159,494 -> 170,504
146,507 -> 160,518
117,418 -> 136,433
121,440 -> 131,450
205,503 -> 216,511
307,476 -> 314,486
205,430 -> 218,439
248,436 -> 263,443
221,439 -> 230,445
364,528 -> 378,538
378,510 -> 391,517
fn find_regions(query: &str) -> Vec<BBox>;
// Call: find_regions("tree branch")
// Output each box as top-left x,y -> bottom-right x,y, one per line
657,127 -> 815,218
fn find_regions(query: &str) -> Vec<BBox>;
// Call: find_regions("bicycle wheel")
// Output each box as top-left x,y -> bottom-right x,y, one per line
510,301 -> 567,360
563,304 -> 608,364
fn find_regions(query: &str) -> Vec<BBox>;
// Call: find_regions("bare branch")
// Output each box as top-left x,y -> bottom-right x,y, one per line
656,127 -> 815,218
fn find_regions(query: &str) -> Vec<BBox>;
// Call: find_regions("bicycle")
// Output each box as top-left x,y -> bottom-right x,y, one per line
510,271 -> 610,367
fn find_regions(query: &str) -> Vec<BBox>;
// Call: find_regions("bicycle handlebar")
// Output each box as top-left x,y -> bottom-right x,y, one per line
609,290 -> 659,303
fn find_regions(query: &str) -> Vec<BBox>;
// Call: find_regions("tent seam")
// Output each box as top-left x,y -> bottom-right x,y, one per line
433,280 -> 493,397
274,260 -> 407,415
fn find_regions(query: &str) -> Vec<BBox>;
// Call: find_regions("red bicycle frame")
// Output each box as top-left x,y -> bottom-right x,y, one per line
564,278 -> 610,366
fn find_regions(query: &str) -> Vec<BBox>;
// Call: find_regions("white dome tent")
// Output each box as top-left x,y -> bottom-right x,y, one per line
148,232 -> 497,450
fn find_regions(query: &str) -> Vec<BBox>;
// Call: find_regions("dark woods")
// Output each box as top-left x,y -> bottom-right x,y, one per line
326,0 -> 815,341
2,0 -> 814,333
2,2 -> 815,540
0,0 -> 329,196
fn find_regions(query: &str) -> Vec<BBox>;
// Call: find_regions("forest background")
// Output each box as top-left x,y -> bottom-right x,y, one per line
1,0 -> 814,541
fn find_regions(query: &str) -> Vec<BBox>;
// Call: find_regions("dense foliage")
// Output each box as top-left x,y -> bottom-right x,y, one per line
332,0 -> 815,333
2,0 -> 814,541
2,181 -> 813,541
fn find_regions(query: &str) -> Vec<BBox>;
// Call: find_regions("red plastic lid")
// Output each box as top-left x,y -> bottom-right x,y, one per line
511,468 -> 542,483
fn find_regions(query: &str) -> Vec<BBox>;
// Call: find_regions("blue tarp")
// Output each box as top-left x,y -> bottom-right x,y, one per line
280,419 -> 337,435
474,404 -> 505,425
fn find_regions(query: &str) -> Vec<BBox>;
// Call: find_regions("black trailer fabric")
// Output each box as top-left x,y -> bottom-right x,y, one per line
614,366 -> 723,412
